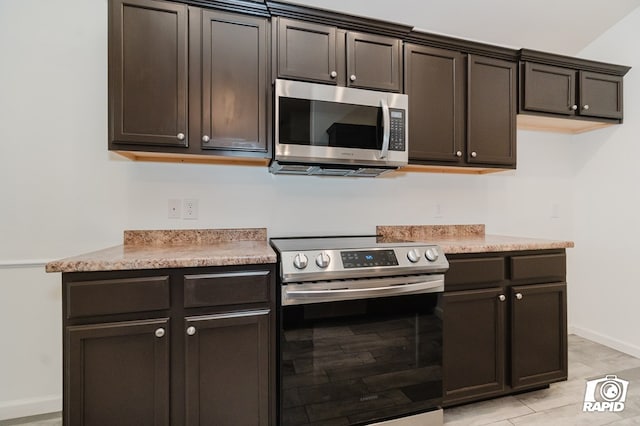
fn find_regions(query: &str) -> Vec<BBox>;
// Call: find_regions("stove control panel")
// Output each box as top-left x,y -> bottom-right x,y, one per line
279,245 -> 449,283
341,249 -> 398,268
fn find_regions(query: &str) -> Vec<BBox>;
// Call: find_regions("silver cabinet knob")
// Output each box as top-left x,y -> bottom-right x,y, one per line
155,328 -> 165,338
456,151 -> 462,157
515,293 -> 523,300
407,249 -> 421,263
350,74 -> 357,82
330,71 -> 337,78
202,135 -> 210,143
316,252 -> 331,268
293,253 -> 308,270
186,326 -> 196,336
498,295 -> 506,302
571,105 -> 578,111
471,151 -> 477,158
177,133 -> 185,141
583,105 -> 590,110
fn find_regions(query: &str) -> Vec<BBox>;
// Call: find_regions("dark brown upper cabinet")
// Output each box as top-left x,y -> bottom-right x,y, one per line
518,49 -> 630,132
347,31 -> 402,91
522,62 -> 623,120
109,0 -> 270,161
197,9 -> 268,152
274,17 -> 402,92
404,44 -> 465,164
276,18 -> 338,84
467,55 -> 517,167
109,0 -> 189,148
405,46 -> 516,169
579,71 -> 624,120
521,62 -> 576,116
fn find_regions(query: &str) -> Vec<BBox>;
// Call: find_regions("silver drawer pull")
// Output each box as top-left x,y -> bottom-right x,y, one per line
155,328 -> 165,338
186,326 -> 196,336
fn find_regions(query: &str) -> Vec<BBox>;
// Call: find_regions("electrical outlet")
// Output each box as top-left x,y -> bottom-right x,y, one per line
183,198 -> 199,220
434,204 -> 443,218
168,199 -> 181,219
552,203 -> 561,219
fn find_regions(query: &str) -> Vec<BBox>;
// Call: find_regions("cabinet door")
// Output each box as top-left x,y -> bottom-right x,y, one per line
579,71 -> 623,119
185,309 -> 271,426
109,0 -> 188,147
511,283 -> 567,389
347,32 -> 402,92
443,288 -> 506,404
66,319 -> 170,426
522,62 -> 576,115
405,44 -> 464,163
199,10 -> 268,152
277,18 -> 338,84
467,55 -> 516,167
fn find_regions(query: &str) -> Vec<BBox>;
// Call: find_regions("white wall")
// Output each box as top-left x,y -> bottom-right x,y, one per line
569,8 -> 640,357
0,0 -> 599,419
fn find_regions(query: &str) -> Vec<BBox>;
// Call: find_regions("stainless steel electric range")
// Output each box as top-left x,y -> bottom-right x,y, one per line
270,236 -> 448,426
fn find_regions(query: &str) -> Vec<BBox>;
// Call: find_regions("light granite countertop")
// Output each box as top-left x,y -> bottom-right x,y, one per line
46,225 -> 574,273
46,228 -> 277,273
377,225 -> 574,254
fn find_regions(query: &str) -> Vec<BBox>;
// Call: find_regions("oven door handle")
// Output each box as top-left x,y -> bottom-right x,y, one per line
380,98 -> 390,159
282,276 -> 444,305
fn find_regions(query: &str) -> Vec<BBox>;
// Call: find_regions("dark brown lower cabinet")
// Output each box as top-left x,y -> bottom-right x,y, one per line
62,265 -> 275,425
443,250 -> 568,407
443,288 -> 505,403
185,310 -> 270,426
511,282 -> 567,389
66,319 -> 170,426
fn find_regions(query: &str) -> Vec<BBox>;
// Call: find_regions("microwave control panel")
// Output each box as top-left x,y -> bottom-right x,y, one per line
389,109 -> 406,151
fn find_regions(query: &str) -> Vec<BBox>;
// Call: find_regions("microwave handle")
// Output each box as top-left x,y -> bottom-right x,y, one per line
380,99 -> 390,159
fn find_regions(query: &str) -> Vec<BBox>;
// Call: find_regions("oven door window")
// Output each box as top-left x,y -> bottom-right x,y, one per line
280,293 -> 442,426
279,97 -> 383,150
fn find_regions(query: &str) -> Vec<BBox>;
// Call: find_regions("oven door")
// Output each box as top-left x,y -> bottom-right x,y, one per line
279,277 -> 443,426
275,79 -> 408,168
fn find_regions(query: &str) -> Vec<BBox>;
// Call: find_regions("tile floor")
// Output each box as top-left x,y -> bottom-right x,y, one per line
2,335 -> 639,426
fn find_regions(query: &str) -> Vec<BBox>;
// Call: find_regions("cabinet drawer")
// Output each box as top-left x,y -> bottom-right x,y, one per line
67,276 -> 170,319
446,257 -> 505,289
510,253 -> 566,282
184,270 -> 270,308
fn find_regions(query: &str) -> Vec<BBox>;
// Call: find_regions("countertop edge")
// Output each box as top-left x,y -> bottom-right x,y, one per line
440,239 -> 574,254
45,254 -> 278,273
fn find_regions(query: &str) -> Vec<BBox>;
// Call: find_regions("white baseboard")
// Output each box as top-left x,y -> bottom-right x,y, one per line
570,325 -> 640,359
0,395 -> 61,421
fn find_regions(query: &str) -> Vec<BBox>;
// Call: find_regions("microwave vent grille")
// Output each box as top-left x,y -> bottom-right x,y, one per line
270,161 -> 393,178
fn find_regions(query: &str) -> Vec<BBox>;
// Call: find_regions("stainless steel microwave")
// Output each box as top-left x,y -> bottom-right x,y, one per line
271,79 -> 409,177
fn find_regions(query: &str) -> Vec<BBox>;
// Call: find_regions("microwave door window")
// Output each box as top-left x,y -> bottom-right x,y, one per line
279,98 -> 383,150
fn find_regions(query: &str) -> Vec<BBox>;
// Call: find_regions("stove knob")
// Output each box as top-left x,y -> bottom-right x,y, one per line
315,252 -> 331,268
407,249 -> 421,263
293,253 -> 308,270
425,248 -> 439,262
